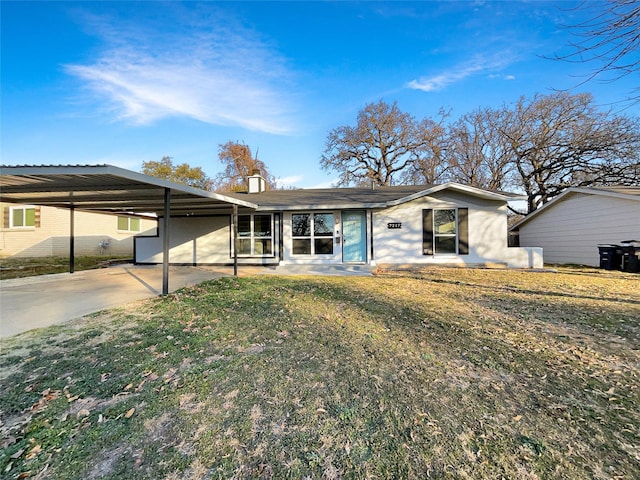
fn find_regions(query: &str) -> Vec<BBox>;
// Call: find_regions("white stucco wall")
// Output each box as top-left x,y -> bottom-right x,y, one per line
0,203 -> 157,257
372,191 -> 534,267
518,193 -> 640,266
135,214 -> 281,265
279,194 -> 541,268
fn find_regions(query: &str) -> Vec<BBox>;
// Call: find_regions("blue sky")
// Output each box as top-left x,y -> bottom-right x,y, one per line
2,1 -> 637,188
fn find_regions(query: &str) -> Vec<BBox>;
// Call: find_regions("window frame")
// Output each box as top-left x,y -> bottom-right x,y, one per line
236,213 -> 274,257
433,208 -> 458,255
117,216 -> 142,232
291,212 -> 335,256
9,205 -> 36,229
422,207 -> 469,256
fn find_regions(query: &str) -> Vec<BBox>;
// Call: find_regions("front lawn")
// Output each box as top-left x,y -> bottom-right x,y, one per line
0,256 -> 131,280
1,268 -> 638,479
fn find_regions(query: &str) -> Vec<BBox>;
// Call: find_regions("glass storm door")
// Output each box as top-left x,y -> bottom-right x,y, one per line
342,211 -> 366,263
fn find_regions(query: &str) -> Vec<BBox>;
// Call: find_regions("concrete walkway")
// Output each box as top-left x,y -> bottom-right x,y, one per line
0,264 -> 235,339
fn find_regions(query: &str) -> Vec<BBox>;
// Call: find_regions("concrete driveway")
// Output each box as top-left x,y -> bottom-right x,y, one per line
0,264 -> 236,339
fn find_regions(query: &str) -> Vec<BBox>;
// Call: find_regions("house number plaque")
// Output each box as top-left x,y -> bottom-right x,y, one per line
387,222 -> 402,229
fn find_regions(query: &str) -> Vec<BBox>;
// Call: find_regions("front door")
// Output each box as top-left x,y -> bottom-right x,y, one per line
342,211 -> 367,263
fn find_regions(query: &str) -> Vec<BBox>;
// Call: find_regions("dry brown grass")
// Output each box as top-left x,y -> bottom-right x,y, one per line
1,267 -> 638,479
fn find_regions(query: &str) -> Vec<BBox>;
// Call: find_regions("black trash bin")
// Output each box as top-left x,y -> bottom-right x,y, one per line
620,241 -> 640,273
598,244 -> 622,270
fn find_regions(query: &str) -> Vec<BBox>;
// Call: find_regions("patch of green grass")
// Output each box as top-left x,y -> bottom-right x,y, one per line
1,270 -> 638,479
0,256 -> 132,280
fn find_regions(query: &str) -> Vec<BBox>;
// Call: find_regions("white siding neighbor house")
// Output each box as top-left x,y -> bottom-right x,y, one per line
135,173 -> 542,269
512,186 -> 640,266
0,202 -> 157,257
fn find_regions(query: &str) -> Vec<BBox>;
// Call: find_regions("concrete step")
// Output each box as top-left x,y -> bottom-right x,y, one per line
269,264 -> 375,276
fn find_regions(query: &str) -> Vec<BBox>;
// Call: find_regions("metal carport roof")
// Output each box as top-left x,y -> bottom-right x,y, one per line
0,164 -> 257,215
0,164 -> 257,294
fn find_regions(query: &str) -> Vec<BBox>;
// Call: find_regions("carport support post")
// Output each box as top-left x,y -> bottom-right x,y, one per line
69,206 -> 75,274
162,188 -> 171,295
232,204 -> 238,276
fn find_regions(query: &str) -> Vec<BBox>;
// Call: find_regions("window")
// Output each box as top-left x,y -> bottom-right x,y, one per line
9,206 -> 36,228
237,214 -> 273,256
118,216 -> 141,232
434,209 -> 457,254
292,213 -> 334,255
422,208 -> 468,255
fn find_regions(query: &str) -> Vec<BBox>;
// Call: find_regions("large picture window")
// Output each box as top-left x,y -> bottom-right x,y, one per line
9,206 -> 36,228
422,208 -> 468,256
238,214 -> 273,256
292,213 -> 334,255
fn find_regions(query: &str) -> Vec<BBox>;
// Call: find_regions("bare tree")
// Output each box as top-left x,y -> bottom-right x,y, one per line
321,100 -> 439,186
400,110 -> 451,185
142,156 -> 212,190
446,107 -> 513,191
214,141 -> 276,192
551,0 -> 640,101
499,92 -> 640,213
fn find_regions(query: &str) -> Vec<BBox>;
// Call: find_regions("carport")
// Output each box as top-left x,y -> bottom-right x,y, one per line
0,165 -> 257,294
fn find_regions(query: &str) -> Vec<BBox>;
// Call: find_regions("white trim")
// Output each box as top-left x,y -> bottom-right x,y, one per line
387,183 -> 522,206
432,207 -> 458,255
236,213 -> 274,257
291,212 -> 336,256
253,183 -> 520,212
9,205 -> 36,229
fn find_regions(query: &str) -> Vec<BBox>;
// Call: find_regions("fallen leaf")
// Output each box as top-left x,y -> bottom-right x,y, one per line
10,449 -> 25,459
17,471 -> 32,479
124,383 -> 133,391
316,408 -> 327,414
25,444 -> 41,460
77,408 -> 90,418
513,415 -> 522,422
125,408 -> 135,419
1,435 -> 16,449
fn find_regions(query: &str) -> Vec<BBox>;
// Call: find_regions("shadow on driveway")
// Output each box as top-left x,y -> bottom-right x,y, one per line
0,264 -> 234,339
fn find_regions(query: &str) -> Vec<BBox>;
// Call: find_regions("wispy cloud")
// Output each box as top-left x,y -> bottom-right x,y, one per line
275,175 -> 304,188
309,178 -> 340,189
406,53 -> 516,92
65,6 -> 297,134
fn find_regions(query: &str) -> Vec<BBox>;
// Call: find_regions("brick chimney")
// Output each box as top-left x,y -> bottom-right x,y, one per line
248,169 -> 266,193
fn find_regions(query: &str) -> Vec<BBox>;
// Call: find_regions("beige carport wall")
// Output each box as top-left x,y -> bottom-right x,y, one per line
0,165 -> 257,294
